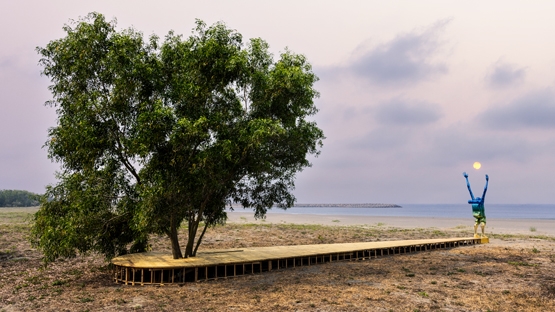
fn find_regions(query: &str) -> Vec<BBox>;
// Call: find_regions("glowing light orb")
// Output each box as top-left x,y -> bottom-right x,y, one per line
473,162 -> 482,170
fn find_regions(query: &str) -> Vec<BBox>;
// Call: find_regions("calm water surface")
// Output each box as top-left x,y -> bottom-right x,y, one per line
256,204 -> 555,220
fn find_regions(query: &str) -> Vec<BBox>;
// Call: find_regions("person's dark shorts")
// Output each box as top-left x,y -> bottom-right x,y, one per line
473,212 -> 486,225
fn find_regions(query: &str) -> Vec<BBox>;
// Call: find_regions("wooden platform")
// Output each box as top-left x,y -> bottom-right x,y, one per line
112,237 -> 487,285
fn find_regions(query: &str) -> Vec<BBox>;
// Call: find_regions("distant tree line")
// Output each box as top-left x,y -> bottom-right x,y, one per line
0,190 -> 41,207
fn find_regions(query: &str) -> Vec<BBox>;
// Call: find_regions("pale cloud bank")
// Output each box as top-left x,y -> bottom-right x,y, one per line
2,2 -> 555,204
480,89 -> 555,130
349,19 -> 450,86
486,60 -> 526,88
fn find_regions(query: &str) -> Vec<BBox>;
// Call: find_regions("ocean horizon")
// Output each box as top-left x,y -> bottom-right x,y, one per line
231,204 -> 555,220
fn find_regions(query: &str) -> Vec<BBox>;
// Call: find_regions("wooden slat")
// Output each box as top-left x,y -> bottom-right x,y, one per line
112,237 -> 481,269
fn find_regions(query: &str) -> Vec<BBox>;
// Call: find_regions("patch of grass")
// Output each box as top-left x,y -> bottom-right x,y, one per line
332,220 -> 340,223
65,268 -> 83,276
276,223 -> 327,231
431,281 -> 437,285
235,223 -> 272,229
508,261 -> 538,267
418,291 -> 429,297
530,226 -> 537,232
529,235 -> 555,241
376,222 -> 386,227
532,247 -> 540,254
0,211 -> 34,224
456,268 -> 466,273
25,275 -> 44,285
432,230 -> 446,236
490,233 -> 555,242
52,279 -> 67,286
406,273 -> 415,277
80,297 -> 94,303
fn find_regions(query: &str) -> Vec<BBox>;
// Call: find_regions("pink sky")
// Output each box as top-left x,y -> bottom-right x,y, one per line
1,1 -> 555,204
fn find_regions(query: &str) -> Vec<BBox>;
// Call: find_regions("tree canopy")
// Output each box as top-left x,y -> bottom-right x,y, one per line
32,12 -> 324,262
0,190 -> 41,207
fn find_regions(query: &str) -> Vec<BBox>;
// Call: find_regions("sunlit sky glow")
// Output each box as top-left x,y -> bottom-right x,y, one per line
1,1 -> 555,204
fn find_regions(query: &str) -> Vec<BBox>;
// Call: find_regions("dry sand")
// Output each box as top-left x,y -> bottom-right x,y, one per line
227,211 -> 555,236
2,208 -> 555,311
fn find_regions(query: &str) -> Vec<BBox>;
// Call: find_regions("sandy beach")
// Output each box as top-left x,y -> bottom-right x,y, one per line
2,208 -> 555,311
227,210 -> 555,236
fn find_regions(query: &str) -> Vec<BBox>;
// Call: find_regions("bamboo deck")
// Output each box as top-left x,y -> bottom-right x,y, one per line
112,237 -> 488,285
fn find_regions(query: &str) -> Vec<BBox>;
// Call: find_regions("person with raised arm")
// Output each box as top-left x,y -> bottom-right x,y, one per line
463,172 -> 489,238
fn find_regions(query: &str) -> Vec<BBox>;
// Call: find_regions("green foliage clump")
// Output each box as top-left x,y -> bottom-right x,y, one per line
0,190 -> 41,207
32,12 -> 324,262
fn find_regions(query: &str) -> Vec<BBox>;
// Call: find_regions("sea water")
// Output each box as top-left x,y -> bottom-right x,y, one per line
255,204 -> 555,220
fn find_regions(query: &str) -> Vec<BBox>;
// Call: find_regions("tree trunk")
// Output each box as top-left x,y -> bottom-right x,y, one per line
192,220 -> 209,256
169,214 -> 183,259
184,217 -> 199,258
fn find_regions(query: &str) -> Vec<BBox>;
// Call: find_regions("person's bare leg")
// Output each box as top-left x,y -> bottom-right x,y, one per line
474,223 -> 479,238
481,223 -> 486,238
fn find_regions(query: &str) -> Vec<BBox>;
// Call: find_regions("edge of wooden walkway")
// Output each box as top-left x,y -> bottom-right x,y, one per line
112,237 -> 488,285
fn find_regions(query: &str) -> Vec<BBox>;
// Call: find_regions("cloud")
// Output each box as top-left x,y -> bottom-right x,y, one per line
479,89 -> 555,130
349,19 -> 450,86
486,60 -> 526,88
352,127 -> 412,151
375,98 -> 442,126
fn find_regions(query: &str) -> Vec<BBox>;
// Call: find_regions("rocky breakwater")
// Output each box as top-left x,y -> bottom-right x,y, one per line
294,203 -> 401,208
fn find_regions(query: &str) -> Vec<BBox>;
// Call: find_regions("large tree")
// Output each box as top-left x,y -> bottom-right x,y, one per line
32,13 -> 324,261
